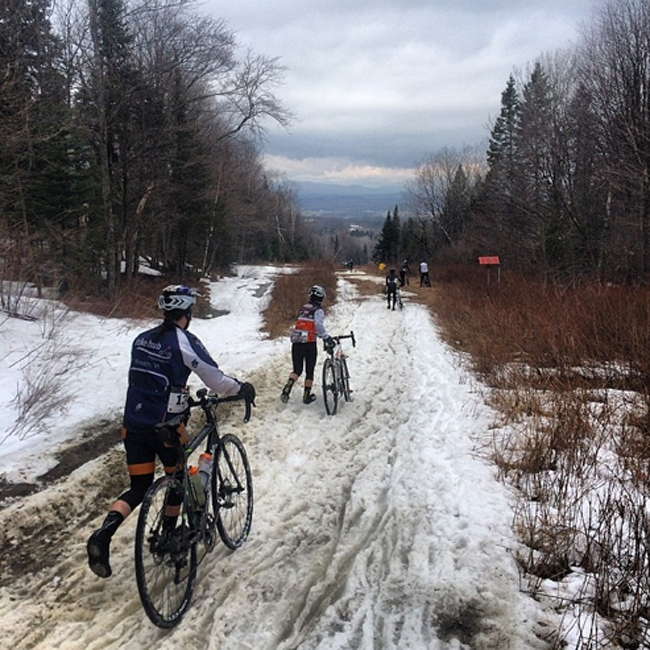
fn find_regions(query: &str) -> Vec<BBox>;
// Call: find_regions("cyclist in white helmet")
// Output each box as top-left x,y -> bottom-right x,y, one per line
87,284 -> 255,579
281,284 -> 334,405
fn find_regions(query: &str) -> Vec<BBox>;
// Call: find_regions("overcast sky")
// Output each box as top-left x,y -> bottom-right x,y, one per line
204,0 -> 599,188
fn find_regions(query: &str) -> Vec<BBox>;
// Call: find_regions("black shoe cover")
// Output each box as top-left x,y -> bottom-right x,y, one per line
281,379 -> 294,403
87,531 -> 112,578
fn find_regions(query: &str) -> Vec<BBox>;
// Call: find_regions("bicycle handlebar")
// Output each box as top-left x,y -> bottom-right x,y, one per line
333,330 -> 356,348
188,388 -> 253,423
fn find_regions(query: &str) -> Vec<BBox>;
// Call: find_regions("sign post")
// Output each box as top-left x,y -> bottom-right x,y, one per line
478,256 -> 501,286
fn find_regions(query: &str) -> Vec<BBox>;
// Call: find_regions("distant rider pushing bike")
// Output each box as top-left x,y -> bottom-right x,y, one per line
281,284 -> 335,405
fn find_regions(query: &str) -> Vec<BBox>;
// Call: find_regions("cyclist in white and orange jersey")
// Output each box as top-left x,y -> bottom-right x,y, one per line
281,285 -> 334,405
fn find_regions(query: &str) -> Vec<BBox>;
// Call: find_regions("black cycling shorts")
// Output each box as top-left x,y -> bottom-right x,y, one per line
122,427 -> 179,476
291,341 -> 318,381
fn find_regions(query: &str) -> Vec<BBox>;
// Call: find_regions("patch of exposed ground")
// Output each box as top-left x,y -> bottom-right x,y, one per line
0,417 -> 125,584
0,417 -> 121,503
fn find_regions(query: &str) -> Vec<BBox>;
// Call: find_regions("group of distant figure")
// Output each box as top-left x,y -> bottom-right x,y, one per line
339,258 -> 431,310
379,259 -> 430,310
378,260 -> 430,286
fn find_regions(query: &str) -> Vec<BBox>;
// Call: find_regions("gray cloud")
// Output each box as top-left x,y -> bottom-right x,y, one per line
204,0 -> 597,186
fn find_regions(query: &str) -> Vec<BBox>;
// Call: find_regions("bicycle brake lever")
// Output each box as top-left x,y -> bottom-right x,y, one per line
243,398 -> 253,423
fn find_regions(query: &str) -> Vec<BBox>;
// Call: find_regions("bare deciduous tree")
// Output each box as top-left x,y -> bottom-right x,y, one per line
404,146 -> 484,255
578,0 -> 650,278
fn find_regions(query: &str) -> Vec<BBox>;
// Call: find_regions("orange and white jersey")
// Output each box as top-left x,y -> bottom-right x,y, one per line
290,302 -> 328,343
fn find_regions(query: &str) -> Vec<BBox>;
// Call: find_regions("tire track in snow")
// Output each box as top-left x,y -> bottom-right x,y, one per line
264,282 -> 550,650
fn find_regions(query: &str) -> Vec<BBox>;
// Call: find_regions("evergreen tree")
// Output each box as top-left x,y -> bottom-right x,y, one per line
487,75 -> 520,170
483,74 -> 522,238
0,0 -> 71,294
372,207 -> 401,265
390,205 -> 401,263
517,62 -> 561,270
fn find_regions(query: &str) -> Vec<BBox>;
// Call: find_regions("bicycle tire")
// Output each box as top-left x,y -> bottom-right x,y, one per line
134,476 -> 197,628
322,358 -> 338,415
215,434 -> 253,549
341,358 -> 352,401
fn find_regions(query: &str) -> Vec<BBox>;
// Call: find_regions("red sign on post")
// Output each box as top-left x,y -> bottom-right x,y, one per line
478,256 -> 500,265
478,255 -> 501,286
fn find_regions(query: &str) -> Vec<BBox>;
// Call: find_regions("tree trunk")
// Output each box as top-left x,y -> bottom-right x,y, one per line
88,0 -> 117,298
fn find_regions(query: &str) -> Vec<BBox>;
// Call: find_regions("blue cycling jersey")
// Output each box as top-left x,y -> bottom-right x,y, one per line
123,322 -> 240,432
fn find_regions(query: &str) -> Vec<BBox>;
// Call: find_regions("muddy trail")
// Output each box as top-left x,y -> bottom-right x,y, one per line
0,418 -> 124,586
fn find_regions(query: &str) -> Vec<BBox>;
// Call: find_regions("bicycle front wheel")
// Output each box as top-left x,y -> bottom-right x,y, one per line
134,476 -> 197,628
341,358 -> 352,402
322,358 -> 338,415
214,434 -> 253,550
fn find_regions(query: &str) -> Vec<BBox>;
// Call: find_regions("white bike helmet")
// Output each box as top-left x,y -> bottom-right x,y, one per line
309,285 -> 326,303
158,285 -> 197,313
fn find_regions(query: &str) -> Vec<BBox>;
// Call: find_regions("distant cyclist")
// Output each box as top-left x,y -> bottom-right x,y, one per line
281,285 -> 334,405
386,269 -> 399,310
399,259 -> 410,286
419,260 -> 430,287
87,285 -> 255,579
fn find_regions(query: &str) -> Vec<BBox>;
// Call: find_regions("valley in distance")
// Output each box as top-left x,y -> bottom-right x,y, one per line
295,181 -> 403,230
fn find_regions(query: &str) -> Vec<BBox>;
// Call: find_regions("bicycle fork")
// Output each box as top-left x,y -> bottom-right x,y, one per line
216,450 -> 245,509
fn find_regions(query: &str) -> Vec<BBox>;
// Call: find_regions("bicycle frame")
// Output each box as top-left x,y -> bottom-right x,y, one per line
178,391 -> 252,542
322,331 -> 356,415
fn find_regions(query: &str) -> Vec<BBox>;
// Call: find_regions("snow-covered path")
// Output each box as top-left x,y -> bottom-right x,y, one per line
0,268 -> 550,649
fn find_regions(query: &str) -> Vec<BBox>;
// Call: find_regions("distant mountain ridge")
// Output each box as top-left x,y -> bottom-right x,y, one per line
295,181 -> 403,219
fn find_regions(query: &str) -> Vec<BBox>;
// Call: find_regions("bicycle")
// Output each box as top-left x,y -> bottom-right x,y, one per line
134,388 -> 254,628
322,331 -> 356,415
396,285 -> 404,310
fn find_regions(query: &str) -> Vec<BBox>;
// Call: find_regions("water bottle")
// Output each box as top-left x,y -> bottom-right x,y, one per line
188,465 -> 205,507
198,453 -> 212,491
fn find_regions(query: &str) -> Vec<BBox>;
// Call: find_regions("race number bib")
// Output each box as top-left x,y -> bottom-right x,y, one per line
291,329 -> 309,343
167,386 -> 189,413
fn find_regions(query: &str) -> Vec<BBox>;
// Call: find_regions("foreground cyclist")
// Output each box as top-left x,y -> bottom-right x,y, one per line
281,284 -> 334,404
87,285 -> 255,579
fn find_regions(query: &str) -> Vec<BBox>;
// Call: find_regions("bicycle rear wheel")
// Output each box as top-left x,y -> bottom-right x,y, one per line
322,358 -> 338,415
214,434 -> 253,550
134,476 -> 197,628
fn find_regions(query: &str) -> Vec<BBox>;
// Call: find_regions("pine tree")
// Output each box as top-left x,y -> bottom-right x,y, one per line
0,0 -> 71,294
517,62 -> 560,269
372,207 -> 401,265
487,75 -> 520,169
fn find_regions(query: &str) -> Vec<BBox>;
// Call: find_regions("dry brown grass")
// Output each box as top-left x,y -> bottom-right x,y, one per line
424,263 -> 650,648
262,261 -> 338,339
61,274 -> 227,321
62,275 -> 169,320
429,265 -> 650,391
